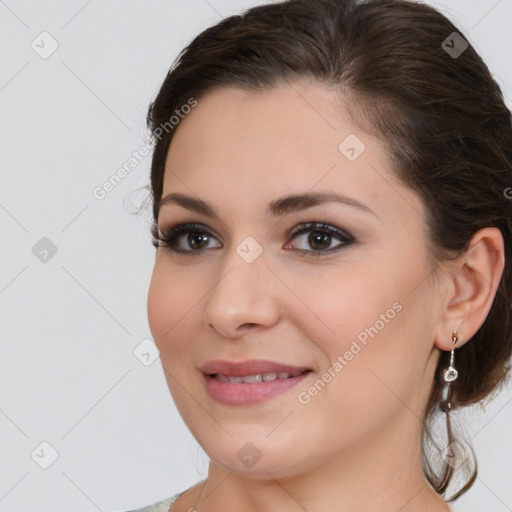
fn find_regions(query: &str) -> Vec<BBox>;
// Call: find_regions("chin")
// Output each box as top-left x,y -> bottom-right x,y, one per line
192,428 -> 321,480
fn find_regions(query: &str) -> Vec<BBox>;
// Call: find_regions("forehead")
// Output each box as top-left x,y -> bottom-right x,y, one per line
165,82 -> 363,183
160,81 -> 424,225
167,80 -> 350,161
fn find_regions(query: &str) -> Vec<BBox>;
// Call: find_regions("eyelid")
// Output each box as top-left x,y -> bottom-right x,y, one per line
289,221 -> 354,242
154,222 -> 219,253
155,220 -> 355,256
286,222 -> 354,256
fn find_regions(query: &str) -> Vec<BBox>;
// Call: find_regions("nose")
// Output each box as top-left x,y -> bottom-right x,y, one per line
202,246 -> 280,338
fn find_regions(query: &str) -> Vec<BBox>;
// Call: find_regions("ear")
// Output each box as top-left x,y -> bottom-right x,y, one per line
434,227 -> 505,351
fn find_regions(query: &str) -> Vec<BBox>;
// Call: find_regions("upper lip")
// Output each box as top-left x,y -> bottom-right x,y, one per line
200,359 -> 312,377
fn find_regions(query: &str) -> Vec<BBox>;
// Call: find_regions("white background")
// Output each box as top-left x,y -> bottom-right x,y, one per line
1,1 -> 511,511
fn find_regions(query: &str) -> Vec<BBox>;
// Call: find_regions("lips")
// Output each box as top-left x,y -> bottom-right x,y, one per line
200,359 -> 312,377
200,359 -> 313,406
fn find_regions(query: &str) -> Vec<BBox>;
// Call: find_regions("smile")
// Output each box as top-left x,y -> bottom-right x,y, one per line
212,371 -> 305,383
204,370 -> 312,406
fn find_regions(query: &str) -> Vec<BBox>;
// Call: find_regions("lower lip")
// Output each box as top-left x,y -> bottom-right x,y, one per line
204,372 -> 312,406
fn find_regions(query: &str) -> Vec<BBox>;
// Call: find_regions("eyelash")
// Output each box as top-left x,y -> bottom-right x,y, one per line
153,221 -> 355,257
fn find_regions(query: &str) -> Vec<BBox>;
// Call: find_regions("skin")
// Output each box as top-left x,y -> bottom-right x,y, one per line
146,78 -> 505,512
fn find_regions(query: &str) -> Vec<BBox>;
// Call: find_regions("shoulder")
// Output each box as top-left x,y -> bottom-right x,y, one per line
125,490 -> 185,512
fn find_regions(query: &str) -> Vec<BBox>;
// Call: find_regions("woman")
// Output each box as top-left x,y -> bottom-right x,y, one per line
131,0 -> 512,510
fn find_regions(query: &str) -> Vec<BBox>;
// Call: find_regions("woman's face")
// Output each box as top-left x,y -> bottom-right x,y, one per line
147,79 -> 444,478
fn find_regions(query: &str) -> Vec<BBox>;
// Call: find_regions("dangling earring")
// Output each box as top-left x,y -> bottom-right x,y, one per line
440,329 -> 459,412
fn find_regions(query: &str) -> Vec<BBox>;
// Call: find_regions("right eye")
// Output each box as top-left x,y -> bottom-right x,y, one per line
153,223 -> 222,254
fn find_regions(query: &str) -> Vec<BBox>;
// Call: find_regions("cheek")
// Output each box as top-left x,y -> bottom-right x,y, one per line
286,258 -> 420,408
147,264 -> 202,410
147,267 -> 171,342
282,261 -> 403,359
298,291 -> 429,440
147,262 -> 200,353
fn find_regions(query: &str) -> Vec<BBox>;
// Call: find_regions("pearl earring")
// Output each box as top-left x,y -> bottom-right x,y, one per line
440,329 -> 459,412
443,330 -> 459,383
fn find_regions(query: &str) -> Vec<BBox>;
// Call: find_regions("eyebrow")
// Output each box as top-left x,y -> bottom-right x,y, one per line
158,191 -> 377,218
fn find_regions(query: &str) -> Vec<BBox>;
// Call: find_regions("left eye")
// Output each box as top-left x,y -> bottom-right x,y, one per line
153,221 -> 354,256
286,222 -> 354,254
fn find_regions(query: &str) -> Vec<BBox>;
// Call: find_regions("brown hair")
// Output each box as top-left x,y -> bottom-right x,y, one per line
143,0 -> 512,500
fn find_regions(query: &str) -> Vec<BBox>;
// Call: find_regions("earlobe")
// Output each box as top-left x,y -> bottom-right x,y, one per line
434,227 -> 505,352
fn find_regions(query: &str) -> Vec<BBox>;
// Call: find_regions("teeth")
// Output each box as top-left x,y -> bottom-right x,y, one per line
241,374 -> 263,383
214,371 -> 304,383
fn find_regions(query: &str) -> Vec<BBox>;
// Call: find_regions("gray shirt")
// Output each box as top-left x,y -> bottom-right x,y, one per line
127,489 -> 460,511
126,490 -> 186,512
